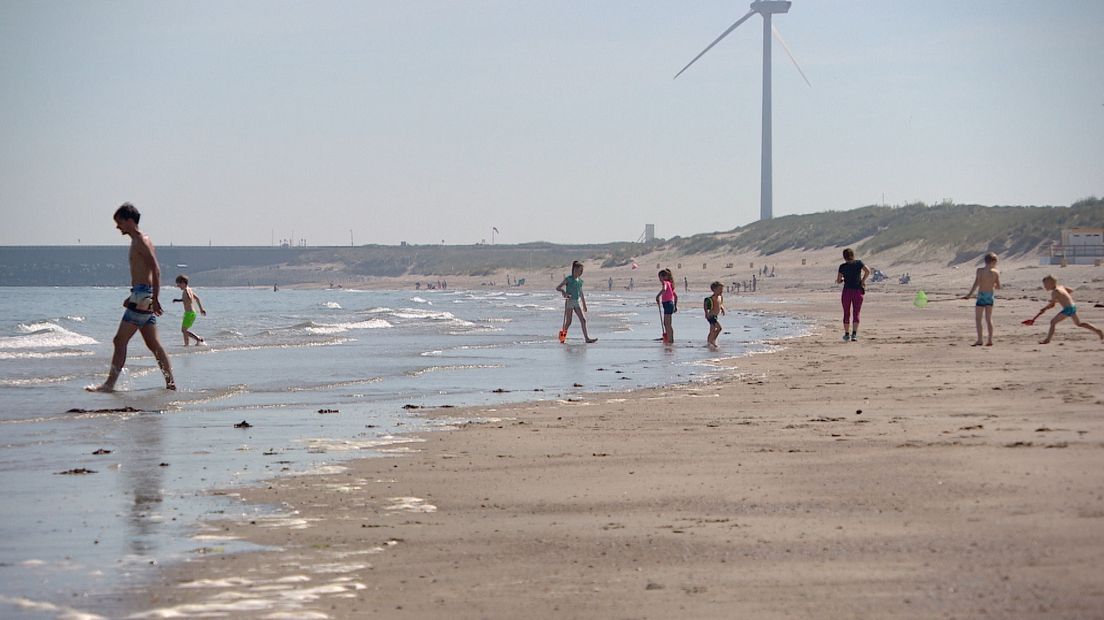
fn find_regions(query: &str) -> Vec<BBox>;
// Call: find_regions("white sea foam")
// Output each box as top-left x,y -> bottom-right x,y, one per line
320,301 -> 342,309
178,577 -> 256,589
287,377 -> 382,392
137,577 -> 367,618
391,308 -> 475,326
206,339 -> 354,353
0,595 -> 105,620
0,374 -> 79,387
409,296 -> 431,304
300,436 -> 424,453
385,497 -> 437,513
294,465 -> 350,475
407,363 -> 503,376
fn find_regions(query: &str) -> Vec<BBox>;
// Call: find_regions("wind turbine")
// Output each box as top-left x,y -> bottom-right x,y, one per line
674,0 -> 810,221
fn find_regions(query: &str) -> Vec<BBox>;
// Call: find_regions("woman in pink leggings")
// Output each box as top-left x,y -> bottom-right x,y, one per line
836,248 -> 870,342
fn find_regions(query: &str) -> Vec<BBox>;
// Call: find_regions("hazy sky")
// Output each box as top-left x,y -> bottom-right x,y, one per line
1,1 -> 1101,246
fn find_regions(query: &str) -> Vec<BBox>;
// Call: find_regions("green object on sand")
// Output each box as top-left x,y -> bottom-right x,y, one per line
913,291 -> 928,308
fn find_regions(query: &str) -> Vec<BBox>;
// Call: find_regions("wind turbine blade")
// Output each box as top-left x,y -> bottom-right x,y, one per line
771,24 -> 811,87
673,10 -> 757,80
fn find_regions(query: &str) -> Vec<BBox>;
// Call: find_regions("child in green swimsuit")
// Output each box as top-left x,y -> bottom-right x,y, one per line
704,281 -> 726,347
173,274 -> 207,346
555,261 -> 597,344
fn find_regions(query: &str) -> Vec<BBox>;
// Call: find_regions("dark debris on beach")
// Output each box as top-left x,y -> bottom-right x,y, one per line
57,468 -> 96,475
67,406 -> 142,414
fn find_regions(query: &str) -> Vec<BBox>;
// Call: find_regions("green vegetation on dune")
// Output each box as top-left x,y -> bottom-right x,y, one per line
283,200 -> 1101,278
669,198 -> 1103,262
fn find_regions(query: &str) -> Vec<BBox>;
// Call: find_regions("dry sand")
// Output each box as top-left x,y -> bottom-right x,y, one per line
125,258 -> 1104,619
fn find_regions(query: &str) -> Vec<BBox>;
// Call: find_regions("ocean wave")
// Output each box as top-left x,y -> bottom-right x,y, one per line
0,349 -> 94,360
299,435 -> 425,453
447,327 -> 502,335
391,309 -> 475,327
406,363 -> 503,377
287,377 -> 383,392
1,322 -> 97,350
168,384 -> 251,407
321,301 -> 342,309
203,339 -> 354,354
0,374 -> 79,387
263,319 -> 392,336
305,319 -> 393,335
409,296 -> 431,304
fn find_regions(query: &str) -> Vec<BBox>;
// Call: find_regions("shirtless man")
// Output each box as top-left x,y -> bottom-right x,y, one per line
88,203 -> 175,392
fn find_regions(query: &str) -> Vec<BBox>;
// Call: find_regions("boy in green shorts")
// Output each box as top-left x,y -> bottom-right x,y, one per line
173,274 -> 207,345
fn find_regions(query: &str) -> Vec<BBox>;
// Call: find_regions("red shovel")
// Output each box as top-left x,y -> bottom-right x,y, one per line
1022,309 -> 1046,326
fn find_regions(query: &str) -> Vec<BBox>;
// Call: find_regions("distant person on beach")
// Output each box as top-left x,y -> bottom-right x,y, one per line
173,274 -> 207,346
836,248 -> 870,342
962,252 -> 1000,346
556,261 -> 597,344
88,203 -> 175,392
1037,275 -> 1104,344
704,281 -> 726,347
656,268 -> 678,344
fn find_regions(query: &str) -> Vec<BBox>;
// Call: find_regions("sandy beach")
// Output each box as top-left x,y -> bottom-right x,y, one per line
122,257 -> 1104,619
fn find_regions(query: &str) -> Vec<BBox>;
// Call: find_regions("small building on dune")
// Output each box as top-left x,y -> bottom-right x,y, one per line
1043,228 -> 1104,265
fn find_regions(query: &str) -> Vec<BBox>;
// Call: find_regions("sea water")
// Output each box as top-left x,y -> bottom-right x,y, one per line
0,286 -> 808,618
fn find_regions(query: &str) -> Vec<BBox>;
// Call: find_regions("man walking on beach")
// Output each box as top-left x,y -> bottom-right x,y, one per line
88,203 -> 175,392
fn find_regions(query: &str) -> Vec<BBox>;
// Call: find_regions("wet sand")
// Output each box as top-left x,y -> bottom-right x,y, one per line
123,259 -> 1104,619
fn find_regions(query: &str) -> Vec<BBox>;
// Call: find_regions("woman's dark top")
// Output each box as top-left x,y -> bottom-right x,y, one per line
838,260 -> 865,290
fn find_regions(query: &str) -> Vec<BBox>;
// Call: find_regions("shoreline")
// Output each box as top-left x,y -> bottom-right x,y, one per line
110,263 -> 1104,618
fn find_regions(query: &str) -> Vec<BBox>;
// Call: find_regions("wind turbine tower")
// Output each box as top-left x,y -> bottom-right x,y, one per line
675,0 -> 809,221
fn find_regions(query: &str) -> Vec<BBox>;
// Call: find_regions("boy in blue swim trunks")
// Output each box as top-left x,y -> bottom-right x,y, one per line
963,252 -> 1000,346
704,281 -> 725,347
1037,275 -> 1104,345
87,203 -> 175,392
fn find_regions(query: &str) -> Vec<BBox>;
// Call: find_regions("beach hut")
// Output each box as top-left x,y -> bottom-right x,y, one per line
1045,228 -> 1104,266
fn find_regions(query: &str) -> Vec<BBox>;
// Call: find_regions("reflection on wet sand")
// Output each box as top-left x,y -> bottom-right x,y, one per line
119,413 -> 165,556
